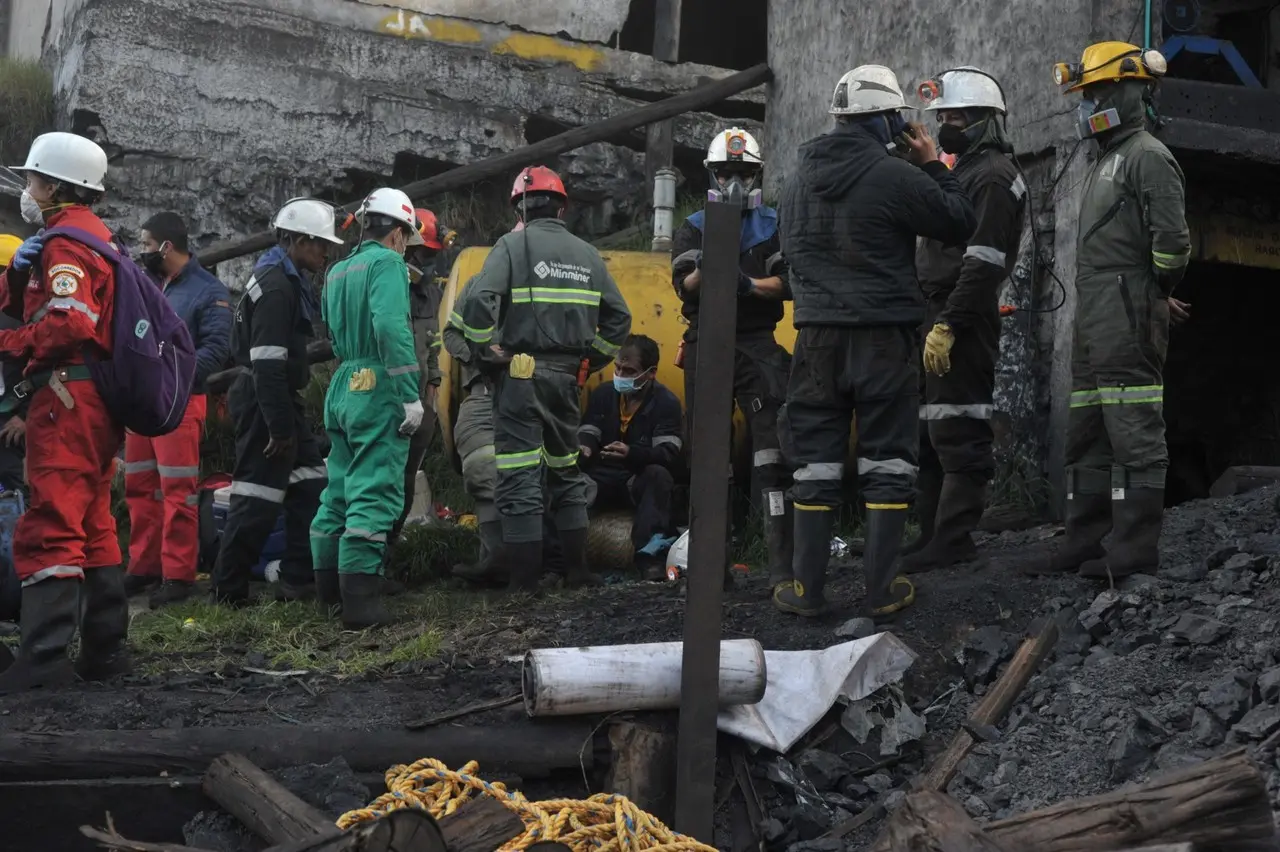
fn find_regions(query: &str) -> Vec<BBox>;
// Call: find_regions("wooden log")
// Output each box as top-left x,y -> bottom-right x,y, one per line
883,792 -> 1013,852
985,749 -> 1276,852
199,63 -> 772,267
0,721 -> 596,782
643,0 -> 681,193
84,810 -> 446,852
203,753 -> 332,845
918,619 -> 1059,792
436,796 -> 525,852
674,195 -> 741,842
603,720 -> 678,826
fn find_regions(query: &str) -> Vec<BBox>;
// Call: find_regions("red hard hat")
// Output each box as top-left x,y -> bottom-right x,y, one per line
511,166 -> 566,203
414,208 -> 443,250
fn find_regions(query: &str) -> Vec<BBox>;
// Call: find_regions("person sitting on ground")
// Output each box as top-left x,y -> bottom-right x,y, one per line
578,334 -> 684,581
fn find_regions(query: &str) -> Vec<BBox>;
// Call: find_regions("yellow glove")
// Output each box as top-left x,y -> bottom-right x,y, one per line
923,323 -> 955,376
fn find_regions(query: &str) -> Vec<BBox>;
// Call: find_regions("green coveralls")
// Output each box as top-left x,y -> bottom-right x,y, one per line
457,218 -> 632,545
1069,124 -> 1191,498
311,241 -> 421,575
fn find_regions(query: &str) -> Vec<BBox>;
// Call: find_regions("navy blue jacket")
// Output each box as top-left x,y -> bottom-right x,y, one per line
578,380 -> 683,487
163,255 -> 232,392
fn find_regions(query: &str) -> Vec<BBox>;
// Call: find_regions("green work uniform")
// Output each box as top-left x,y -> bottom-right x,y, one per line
457,218 -> 632,545
1069,126 -> 1190,496
311,241 -> 421,576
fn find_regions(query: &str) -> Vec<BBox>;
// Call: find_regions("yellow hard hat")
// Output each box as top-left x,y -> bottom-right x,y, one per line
1052,41 -> 1168,93
0,235 -> 23,268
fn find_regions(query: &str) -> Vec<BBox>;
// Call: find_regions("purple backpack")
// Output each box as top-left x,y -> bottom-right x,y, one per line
42,226 -> 197,437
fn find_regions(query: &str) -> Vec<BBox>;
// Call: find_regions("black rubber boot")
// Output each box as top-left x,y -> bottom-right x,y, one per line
314,570 -> 342,613
148,580 -> 194,610
902,464 -> 942,558
506,541 -> 544,594
1079,488 -> 1164,580
773,508 -> 833,617
901,474 -> 984,574
560,527 -> 602,589
863,507 -> 915,622
1021,491 -> 1112,576
764,498 -> 795,594
0,578 -> 79,694
123,574 -> 160,597
274,580 -> 316,602
338,573 -> 392,630
453,521 -> 507,586
77,566 -> 132,681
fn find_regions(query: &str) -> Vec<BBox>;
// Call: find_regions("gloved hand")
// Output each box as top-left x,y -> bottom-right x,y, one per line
737,272 -> 756,297
399,400 -> 425,436
923,323 -> 955,376
9,235 -> 43,272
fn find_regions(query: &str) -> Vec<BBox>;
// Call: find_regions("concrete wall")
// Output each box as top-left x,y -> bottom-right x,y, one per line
766,0 -> 1140,507
350,0 -> 632,45
16,0 -> 764,286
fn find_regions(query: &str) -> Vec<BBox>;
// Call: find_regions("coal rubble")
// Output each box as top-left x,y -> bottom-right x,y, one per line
945,486 -> 1280,823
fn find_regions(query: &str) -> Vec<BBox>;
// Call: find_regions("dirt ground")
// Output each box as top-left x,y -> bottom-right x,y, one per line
2,528 -> 1079,737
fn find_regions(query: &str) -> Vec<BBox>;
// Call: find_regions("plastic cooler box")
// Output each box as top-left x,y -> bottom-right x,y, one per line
212,486 -> 286,580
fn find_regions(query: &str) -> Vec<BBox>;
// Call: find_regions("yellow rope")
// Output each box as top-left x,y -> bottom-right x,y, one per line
336,757 -> 717,852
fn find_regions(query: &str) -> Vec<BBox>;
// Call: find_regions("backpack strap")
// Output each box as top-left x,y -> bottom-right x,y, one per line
41,226 -> 121,264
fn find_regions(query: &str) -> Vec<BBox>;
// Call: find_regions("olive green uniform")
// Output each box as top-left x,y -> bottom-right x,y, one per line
457,218 -> 631,549
1064,100 -> 1191,576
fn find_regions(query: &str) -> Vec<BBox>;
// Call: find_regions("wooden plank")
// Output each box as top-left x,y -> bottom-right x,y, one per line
985,749 -> 1275,851
200,63 -> 771,267
0,722 -> 596,782
673,194 -> 741,842
918,619 -> 1059,793
436,796 -> 525,852
203,753 -> 331,845
604,720 -> 678,826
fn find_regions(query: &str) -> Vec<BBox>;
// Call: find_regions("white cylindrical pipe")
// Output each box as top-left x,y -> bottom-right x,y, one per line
523,638 -> 767,717
651,167 -> 677,252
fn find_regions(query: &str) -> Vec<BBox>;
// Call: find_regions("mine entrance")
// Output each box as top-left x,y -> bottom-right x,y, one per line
1163,165 -> 1280,505
617,0 -> 767,70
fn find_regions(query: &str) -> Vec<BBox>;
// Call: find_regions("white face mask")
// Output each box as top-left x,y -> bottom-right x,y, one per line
20,190 -> 43,225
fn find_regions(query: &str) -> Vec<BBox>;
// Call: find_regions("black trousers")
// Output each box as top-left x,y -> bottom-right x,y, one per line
591,464 -> 676,554
780,325 -> 920,508
918,301 -> 998,479
212,376 -> 327,598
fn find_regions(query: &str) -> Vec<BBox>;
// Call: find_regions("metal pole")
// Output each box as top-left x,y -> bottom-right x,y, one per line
674,186 -> 741,841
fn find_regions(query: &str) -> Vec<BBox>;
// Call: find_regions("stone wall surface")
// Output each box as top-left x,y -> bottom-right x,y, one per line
21,0 -> 763,271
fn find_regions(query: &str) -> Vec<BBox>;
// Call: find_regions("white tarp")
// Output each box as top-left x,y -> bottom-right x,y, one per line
717,633 -> 917,753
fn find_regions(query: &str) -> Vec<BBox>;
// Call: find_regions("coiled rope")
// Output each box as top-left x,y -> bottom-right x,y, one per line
337,757 -> 717,852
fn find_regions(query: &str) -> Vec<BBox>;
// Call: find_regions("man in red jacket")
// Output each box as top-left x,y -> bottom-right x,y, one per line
0,132 -> 128,694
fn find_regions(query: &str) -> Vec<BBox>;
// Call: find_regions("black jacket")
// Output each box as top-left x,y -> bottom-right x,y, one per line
671,206 -> 790,342
779,122 -> 977,327
916,147 -> 1026,332
578,380 -> 683,487
231,247 -> 318,439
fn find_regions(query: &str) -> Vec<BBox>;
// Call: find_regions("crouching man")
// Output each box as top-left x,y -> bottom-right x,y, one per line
578,334 -> 683,580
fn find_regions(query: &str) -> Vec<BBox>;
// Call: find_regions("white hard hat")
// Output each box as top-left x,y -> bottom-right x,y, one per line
666,528 -> 690,579
272,198 -> 344,245
12,132 -> 109,192
829,65 -> 907,116
920,66 -> 1007,113
704,127 -> 763,168
361,187 -> 424,245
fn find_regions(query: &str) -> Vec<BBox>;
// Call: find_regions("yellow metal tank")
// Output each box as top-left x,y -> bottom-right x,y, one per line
436,246 -> 798,462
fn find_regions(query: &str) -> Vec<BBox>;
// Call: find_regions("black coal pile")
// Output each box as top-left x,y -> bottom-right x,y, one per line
944,485 -> 1280,822
184,758 -> 370,851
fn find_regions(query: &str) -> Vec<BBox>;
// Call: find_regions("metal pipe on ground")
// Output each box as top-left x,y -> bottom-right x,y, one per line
199,64 -> 772,268
521,639 -> 767,717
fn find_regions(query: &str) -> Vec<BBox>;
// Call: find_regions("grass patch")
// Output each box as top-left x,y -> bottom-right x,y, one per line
128,589 -> 486,676
0,58 -> 53,166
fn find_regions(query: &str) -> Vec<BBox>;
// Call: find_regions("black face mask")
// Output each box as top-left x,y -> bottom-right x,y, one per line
139,250 -> 165,275
937,123 -> 972,155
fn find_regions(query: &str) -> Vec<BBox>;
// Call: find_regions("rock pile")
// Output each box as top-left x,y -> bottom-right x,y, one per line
946,485 -> 1280,821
